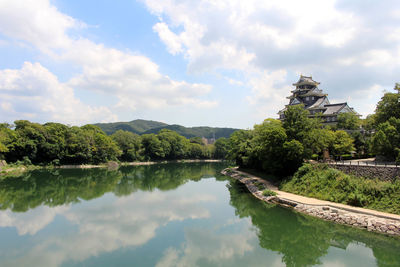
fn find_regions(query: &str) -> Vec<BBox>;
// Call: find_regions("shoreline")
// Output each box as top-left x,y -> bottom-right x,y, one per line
58,159 -> 224,169
221,167 -> 400,237
0,159 -> 225,176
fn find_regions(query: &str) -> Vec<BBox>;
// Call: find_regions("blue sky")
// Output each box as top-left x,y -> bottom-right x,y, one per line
0,0 -> 399,128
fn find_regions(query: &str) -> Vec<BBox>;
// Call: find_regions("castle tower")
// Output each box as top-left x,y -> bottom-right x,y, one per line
278,75 -> 359,124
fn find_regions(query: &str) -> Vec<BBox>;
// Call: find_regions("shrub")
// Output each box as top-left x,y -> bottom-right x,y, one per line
280,163 -> 400,214
262,189 -> 277,196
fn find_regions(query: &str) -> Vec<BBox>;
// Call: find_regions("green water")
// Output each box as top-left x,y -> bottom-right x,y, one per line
0,162 -> 399,267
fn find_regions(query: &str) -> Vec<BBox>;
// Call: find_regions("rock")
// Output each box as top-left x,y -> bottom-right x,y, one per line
322,206 -> 330,211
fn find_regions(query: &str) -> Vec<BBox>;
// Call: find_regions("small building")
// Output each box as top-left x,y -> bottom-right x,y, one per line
278,75 -> 359,124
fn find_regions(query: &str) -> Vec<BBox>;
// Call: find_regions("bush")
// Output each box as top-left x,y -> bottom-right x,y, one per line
262,189 -> 277,196
22,156 -> 31,166
280,163 -> 400,214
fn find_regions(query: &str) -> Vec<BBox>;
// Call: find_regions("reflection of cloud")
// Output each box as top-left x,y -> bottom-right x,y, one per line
320,242 -> 376,267
156,228 -> 254,267
2,190 -> 214,267
0,205 -> 69,235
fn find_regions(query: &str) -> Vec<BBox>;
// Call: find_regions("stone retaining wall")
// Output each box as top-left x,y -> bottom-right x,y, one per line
221,168 -> 400,237
328,164 -> 400,181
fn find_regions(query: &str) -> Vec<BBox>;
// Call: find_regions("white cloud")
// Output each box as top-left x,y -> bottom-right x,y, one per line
156,228 -> 254,267
2,190 -> 215,267
246,70 -> 291,121
0,0 -> 81,54
66,41 -> 214,110
153,22 -> 183,55
0,205 -> 69,235
144,0 -> 400,118
0,0 -> 216,124
0,62 -> 117,124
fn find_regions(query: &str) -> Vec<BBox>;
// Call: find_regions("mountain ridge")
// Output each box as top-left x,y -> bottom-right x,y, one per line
95,119 -> 239,139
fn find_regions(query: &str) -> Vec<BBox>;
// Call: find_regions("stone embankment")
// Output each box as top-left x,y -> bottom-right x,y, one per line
221,167 -> 400,237
328,164 -> 400,181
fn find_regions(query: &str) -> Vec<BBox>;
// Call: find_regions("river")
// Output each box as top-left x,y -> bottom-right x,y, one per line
0,162 -> 399,266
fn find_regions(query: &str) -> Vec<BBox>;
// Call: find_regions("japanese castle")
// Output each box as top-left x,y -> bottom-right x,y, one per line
278,75 -> 359,123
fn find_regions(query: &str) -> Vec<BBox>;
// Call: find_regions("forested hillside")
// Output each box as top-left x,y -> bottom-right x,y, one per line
95,119 -> 168,135
96,119 -> 238,139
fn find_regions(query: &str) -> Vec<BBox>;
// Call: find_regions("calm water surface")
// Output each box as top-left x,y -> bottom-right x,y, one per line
0,162 -> 399,267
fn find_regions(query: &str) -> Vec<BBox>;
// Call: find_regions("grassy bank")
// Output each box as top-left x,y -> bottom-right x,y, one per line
280,163 -> 400,215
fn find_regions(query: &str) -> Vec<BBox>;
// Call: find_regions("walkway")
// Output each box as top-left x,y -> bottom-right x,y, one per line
222,167 -> 400,236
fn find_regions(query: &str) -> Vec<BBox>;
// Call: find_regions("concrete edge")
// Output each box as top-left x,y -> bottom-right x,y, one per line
221,167 -> 400,237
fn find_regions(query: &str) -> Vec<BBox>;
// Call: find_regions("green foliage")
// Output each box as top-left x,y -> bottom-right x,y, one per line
262,189 -> 277,196
283,105 -> 321,141
374,83 -> 400,125
372,118 -> 400,161
213,137 -> 229,159
337,112 -> 361,130
111,130 -> 142,161
332,130 -> 355,157
95,119 -> 168,135
303,128 -> 334,156
95,119 -> 238,139
281,163 -> 400,214
227,129 -> 254,167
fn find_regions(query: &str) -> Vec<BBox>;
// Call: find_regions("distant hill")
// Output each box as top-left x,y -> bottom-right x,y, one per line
95,119 -> 168,135
95,119 -> 239,139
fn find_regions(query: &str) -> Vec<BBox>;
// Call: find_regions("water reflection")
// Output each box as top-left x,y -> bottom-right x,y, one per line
227,180 -> 400,267
0,162 -> 226,212
0,162 -> 399,267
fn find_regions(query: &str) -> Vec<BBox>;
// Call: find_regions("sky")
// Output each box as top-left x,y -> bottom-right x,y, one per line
0,0 -> 399,129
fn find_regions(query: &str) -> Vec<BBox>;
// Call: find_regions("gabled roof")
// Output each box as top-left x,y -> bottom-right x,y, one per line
307,96 -> 329,110
302,88 -> 327,97
292,75 -> 320,86
323,103 -> 347,115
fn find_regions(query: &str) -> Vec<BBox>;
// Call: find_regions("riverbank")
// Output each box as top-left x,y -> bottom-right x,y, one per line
221,167 -> 400,237
0,159 -> 225,177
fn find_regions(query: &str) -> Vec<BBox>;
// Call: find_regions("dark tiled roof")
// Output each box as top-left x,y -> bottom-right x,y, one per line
323,103 -> 347,115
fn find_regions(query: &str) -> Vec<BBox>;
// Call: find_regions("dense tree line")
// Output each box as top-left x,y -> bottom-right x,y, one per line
369,83 -> 400,162
0,121 -> 229,165
226,105 -> 355,176
226,82 -> 400,176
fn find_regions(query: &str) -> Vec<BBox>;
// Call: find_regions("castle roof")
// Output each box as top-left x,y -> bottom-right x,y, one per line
292,75 -> 320,86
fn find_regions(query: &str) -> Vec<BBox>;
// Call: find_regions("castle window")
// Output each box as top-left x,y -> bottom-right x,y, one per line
311,96 -> 315,100
306,96 -> 309,101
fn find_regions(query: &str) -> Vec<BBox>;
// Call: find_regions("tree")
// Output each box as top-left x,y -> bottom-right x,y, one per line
7,120 -> 47,163
157,129 -> 190,159
111,130 -> 142,162
375,83 -> 400,125
227,129 -> 254,167
283,105 -> 320,141
213,137 -> 229,159
0,124 -> 15,159
40,122 -> 69,163
372,117 -> 400,161
332,130 -> 355,157
141,134 -> 165,160
303,128 -> 335,156
337,113 -> 361,130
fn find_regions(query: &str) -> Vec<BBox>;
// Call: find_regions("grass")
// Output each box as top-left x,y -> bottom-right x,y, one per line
280,163 -> 400,215
253,180 -> 265,190
262,189 -> 277,197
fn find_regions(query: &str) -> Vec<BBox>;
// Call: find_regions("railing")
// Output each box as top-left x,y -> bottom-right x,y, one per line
327,160 -> 399,168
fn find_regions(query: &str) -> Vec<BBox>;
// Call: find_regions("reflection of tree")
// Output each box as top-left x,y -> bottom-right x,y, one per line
115,162 -> 221,195
0,162 -> 228,212
0,168 -> 122,212
228,180 -> 400,267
